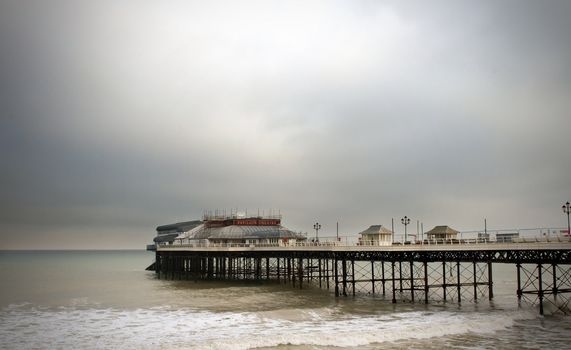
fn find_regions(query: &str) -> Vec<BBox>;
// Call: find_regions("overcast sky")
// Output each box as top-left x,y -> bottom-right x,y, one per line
1,0 -> 570,249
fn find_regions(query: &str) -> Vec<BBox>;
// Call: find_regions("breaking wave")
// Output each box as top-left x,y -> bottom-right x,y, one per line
0,304 -> 537,350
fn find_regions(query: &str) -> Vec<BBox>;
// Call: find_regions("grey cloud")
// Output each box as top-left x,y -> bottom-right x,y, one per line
1,0 -> 570,248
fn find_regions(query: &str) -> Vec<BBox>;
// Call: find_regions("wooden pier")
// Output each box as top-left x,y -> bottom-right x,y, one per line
152,242 -> 571,315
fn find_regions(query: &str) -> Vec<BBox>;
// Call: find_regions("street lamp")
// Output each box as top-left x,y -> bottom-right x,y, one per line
313,222 -> 322,242
401,216 -> 411,242
563,202 -> 571,236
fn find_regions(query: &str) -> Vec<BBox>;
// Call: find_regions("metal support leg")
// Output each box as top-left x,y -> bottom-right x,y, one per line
307,258 -> 311,283
399,261 -> 403,292
371,261 -> 375,295
288,258 -> 292,285
553,264 -> 558,300
473,262 -> 477,301
488,262 -> 493,300
326,259 -> 330,289
391,261 -> 396,303
442,261 -> 447,301
538,263 -> 544,315
382,261 -> 386,295
298,258 -> 303,289
424,261 -> 429,303
457,261 -> 461,303
351,259 -> 356,296
516,263 -> 522,301
342,259 -> 348,296
155,252 -> 160,278
318,259 -> 322,288
277,258 -> 281,282
334,258 -> 339,297
410,260 -> 415,302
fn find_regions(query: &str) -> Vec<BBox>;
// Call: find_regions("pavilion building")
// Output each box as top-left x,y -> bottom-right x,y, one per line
148,213 -> 306,249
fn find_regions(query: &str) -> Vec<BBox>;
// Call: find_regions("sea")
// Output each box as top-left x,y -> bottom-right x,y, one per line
1,250 -> 570,350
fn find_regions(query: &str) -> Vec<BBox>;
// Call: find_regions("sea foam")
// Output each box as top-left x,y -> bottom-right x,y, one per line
0,304 -> 537,350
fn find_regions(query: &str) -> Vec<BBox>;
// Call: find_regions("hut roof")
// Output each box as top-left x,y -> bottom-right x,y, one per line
359,225 -> 393,235
425,225 -> 459,235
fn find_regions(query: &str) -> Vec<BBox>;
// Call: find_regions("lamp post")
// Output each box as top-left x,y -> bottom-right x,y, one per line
563,202 -> 571,236
401,216 -> 410,242
313,222 -> 322,242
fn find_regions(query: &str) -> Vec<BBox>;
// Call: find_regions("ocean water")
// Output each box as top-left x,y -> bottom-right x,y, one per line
0,251 -> 570,349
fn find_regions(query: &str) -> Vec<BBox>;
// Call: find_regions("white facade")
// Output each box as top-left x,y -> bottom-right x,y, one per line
358,225 -> 393,246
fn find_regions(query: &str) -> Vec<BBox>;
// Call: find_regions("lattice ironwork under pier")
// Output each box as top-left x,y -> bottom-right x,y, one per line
154,247 -> 571,315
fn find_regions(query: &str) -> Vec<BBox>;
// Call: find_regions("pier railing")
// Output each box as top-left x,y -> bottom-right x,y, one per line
157,234 -> 571,249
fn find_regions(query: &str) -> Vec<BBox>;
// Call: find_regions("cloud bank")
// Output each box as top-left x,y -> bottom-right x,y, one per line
1,0 -> 570,248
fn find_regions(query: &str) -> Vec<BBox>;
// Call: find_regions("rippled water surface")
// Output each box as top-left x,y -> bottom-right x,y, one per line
0,251 -> 570,349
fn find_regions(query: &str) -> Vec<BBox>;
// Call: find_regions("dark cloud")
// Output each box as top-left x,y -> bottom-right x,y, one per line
1,0 -> 570,248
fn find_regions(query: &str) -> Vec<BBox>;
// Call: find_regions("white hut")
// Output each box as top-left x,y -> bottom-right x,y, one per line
358,225 -> 393,246
425,226 -> 459,241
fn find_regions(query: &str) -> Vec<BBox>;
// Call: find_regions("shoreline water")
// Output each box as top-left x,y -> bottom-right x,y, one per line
1,250 -> 570,349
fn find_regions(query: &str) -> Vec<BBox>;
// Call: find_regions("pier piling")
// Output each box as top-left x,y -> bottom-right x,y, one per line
152,244 -> 571,314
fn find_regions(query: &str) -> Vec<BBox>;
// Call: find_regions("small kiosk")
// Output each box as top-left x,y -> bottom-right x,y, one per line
425,225 -> 459,242
358,225 -> 393,246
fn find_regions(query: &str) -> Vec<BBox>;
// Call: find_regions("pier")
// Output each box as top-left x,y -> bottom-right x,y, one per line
152,240 -> 571,315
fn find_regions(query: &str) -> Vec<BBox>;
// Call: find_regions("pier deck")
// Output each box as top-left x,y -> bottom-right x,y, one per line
158,241 -> 571,252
